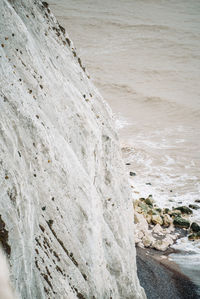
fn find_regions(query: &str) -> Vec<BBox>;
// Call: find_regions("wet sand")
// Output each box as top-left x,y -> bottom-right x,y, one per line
136,247 -> 199,299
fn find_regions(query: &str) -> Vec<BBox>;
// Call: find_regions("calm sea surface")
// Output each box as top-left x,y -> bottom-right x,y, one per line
49,0 -> 200,289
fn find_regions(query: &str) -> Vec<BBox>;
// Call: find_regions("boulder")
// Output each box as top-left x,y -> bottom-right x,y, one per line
173,216 -> 190,229
153,239 -> 171,251
189,204 -> 200,210
134,212 -> 149,231
145,197 -> 154,206
174,206 -> 193,215
188,232 -> 200,241
191,222 -> 200,232
138,202 -> 149,214
142,234 -> 155,248
146,214 -> 152,224
168,209 -> 181,217
163,214 -> 173,227
151,215 -> 163,226
163,208 -> 170,214
152,224 -> 163,235
130,171 -> 136,176
164,235 -> 174,246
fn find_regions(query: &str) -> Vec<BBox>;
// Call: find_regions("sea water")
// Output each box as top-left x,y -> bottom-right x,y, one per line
49,0 -> 200,288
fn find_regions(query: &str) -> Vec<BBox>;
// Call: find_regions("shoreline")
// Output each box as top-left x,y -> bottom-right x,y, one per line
136,246 -> 199,299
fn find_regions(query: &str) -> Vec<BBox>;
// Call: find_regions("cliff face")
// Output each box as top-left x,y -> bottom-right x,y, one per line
0,1 -> 145,298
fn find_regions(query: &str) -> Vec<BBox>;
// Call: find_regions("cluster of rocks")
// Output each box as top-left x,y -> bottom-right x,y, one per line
134,195 -> 200,251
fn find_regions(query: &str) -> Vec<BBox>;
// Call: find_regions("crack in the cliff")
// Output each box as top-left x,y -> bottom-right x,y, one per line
0,215 -> 11,256
46,220 -> 88,282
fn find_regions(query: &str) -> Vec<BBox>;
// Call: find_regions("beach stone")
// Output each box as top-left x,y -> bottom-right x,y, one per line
145,197 -> 154,206
163,214 -> 173,227
191,222 -> 200,233
188,232 -> 200,241
173,216 -> 190,229
152,224 -> 163,235
130,171 -> 136,176
151,215 -> 163,226
137,231 -> 144,239
168,209 -> 181,217
174,206 -> 193,215
138,202 -> 149,214
142,234 -> 154,248
146,214 -> 152,224
137,242 -> 145,248
134,212 -> 149,231
164,235 -> 174,246
165,225 -> 175,233
139,198 -> 146,201
189,204 -> 200,210
168,233 -> 178,241
153,240 -> 170,251
163,208 -> 170,214
135,206 -> 143,214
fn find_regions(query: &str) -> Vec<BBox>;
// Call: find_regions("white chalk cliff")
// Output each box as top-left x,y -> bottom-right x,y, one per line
0,1 -> 145,298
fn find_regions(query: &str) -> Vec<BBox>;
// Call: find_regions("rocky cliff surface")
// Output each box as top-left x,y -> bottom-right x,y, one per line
0,1 -> 145,298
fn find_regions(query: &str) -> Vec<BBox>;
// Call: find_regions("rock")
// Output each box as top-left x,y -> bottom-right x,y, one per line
166,225 -> 175,233
137,242 -> 145,248
191,222 -> 200,232
136,231 -> 144,239
174,206 -> 193,214
163,208 -> 170,214
189,204 -> 200,210
145,197 -> 154,206
153,239 -> 171,251
173,216 -> 190,229
168,209 -> 181,217
163,214 -> 173,227
151,215 -> 163,226
134,212 -> 149,231
164,235 -> 174,246
195,199 -> 200,203
139,198 -> 146,201
129,171 -> 136,176
152,224 -> 163,235
188,232 -> 200,241
146,183 -> 151,185
138,202 -> 149,214
142,234 -> 155,248
146,214 -> 152,224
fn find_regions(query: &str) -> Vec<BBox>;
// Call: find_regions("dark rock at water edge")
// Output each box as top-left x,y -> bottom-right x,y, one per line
129,171 -> 136,176
189,204 -> 200,210
188,232 -> 200,240
174,206 -> 193,215
173,216 -> 190,229
191,222 -> 200,233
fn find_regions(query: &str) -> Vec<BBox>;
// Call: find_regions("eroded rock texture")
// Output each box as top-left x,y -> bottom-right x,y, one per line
0,1 -> 145,298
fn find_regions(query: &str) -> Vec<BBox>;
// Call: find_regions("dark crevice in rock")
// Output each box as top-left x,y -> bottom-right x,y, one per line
46,220 -> 79,267
0,215 -> 11,256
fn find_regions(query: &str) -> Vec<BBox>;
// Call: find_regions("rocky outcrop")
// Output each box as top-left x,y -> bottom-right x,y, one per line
0,1 -> 145,298
133,196 -> 200,251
